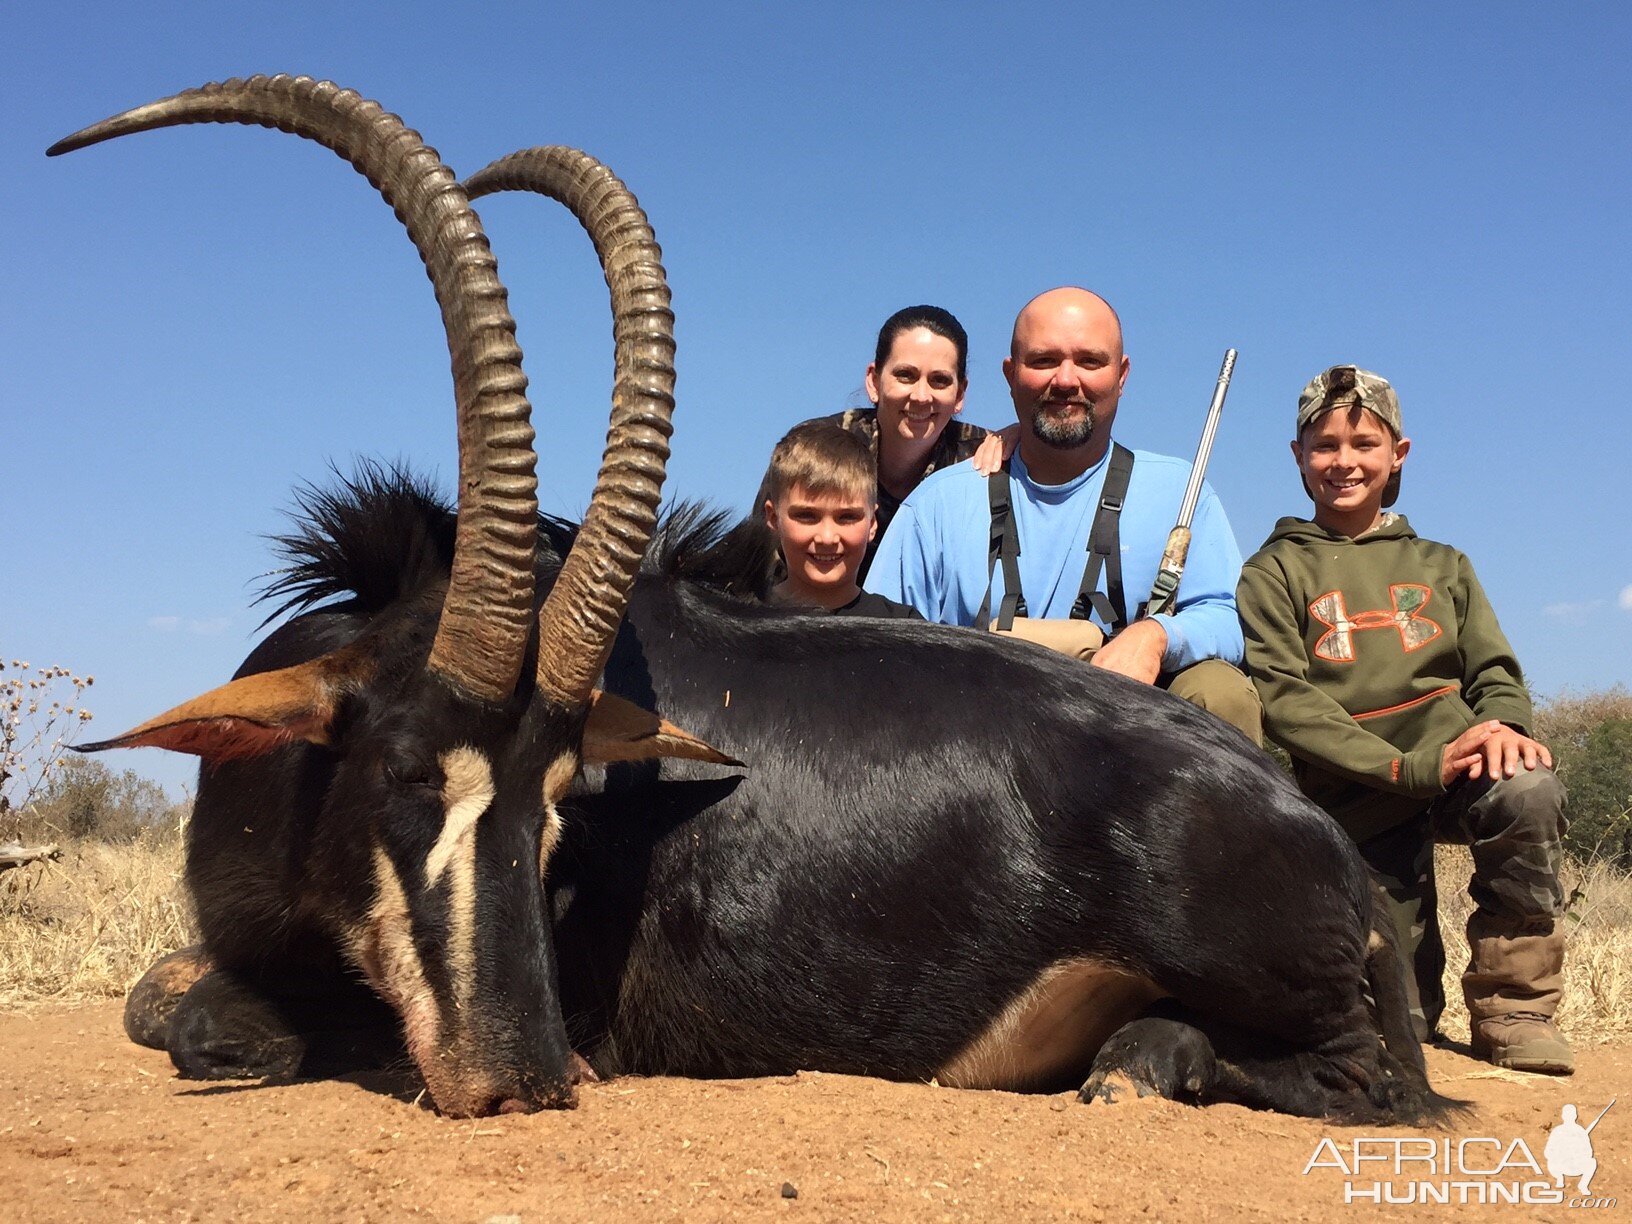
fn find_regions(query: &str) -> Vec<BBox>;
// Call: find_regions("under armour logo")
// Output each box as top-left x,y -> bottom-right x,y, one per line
1309,585 -> 1442,662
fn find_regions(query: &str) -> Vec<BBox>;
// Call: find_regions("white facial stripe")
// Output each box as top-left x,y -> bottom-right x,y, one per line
427,746 -> 494,1015
443,838 -> 477,1014
426,746 -> 495,886
539,801 -> 563,875
362,842 -> 440,1062
542,750 -> 578,805
538,751 -> 576,878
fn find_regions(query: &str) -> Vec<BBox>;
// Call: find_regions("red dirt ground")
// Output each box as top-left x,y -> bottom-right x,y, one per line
1,1002 -> 1624,1221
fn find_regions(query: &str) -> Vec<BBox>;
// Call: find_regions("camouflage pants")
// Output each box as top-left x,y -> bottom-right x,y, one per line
1358,766 -> 1567,1037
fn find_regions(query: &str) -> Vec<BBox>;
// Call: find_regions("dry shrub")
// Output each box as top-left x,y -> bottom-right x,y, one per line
0,829 -> 195,1008
1534,686 -> 1632,868
1,660 -> 95,842
1536,685 -> 1632,741
1435,842 -> 1632,1043
27,754 -> 182,844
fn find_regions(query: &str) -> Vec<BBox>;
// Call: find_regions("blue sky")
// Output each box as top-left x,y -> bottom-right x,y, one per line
6,3 -> 1630,798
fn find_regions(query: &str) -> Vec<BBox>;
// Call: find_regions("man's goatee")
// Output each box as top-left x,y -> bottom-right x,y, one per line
1032,402 -> 1096,450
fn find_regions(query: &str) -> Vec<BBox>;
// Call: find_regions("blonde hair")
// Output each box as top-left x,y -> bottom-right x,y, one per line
763,422 -> 876,506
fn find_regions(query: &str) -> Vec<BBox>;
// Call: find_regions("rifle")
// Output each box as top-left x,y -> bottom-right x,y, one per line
1585,1098 -> 1616,1134
1142,348 -> 1237,619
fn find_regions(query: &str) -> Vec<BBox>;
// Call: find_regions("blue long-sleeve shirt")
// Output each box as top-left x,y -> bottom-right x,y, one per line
864,448 -> 1245,672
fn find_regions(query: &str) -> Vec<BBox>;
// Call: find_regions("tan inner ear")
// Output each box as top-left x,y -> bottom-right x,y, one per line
86,646 -> 374,761
581,690 -> 742,767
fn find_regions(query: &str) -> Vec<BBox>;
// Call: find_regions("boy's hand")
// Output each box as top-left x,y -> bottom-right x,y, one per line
1440,721 -> 1554,787
970,425 -> 1020,476
1090,618 -> 1167,685
1440,721 -> 1498,786
1478,725 -> 1554,779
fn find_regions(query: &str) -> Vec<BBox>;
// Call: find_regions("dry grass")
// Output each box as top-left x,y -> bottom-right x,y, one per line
1435,843 -> 1632,1043
0,832 -> 195,1009
4,827 -> 1628,1053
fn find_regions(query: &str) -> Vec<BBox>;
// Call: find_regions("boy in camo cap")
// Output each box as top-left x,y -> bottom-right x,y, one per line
1236,365 -> 1572,1073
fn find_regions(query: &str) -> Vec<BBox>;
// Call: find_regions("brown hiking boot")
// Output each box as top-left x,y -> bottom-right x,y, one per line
1471,1012 -> 1575,1074
1464,911 -> 1573,1075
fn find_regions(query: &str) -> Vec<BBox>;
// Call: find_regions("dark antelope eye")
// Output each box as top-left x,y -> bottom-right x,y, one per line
382,748 -> 437,789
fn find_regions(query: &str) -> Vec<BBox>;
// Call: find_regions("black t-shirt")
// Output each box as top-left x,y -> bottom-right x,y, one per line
831,590 -> 924,620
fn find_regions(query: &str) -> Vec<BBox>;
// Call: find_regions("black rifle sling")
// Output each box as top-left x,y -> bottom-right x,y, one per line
979,444 -> 1135,634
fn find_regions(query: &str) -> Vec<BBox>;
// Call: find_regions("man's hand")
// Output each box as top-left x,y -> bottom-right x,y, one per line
1439,721 -> 1554,787
970,425 -> 1020,476
1090,617 -> 1167,685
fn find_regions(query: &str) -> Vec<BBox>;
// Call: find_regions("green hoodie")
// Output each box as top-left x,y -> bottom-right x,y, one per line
1238,515 -> 1533,841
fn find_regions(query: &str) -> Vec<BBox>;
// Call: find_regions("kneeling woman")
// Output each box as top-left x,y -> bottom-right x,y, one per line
823,305 -> 1001,577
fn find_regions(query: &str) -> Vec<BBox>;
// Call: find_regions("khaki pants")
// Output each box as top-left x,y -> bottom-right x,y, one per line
1160,658 -> 1264,746
994,618 -> 1263,745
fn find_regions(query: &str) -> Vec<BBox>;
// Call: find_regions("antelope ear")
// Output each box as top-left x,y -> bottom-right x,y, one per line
76,648 -> 374,762
582,690 -> 743,767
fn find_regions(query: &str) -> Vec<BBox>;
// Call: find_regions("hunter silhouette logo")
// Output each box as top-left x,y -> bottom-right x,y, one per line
1546,1099 -> 1614,1198
1309,584 -> 1442,663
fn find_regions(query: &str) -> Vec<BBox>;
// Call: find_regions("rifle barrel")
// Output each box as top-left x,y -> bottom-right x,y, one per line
1585,1098 -> 1616,1133
1140,347 -> 1238,620
1173,348 -> 1237,530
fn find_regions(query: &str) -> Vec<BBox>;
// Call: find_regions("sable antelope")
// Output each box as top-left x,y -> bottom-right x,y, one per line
60,77 -> 1449,1123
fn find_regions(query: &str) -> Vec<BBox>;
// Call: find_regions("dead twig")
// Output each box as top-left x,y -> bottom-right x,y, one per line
0,842 -> 60,873
864,1148 -> 890,1182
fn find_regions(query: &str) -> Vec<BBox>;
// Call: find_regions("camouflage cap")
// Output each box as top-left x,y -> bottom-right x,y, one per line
1296,365 -> 1405,508
1296,365 -> 1402,437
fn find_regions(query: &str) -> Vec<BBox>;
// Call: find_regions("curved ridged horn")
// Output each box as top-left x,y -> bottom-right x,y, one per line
465,148 -> 674,709
50,76 -> 537,705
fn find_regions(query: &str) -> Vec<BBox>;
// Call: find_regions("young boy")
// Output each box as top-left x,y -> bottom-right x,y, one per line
761,422 -> 923,619
1237,365 -> 1572,1073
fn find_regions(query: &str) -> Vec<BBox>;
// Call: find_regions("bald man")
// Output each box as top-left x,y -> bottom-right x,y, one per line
866,288 -> 1260,739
